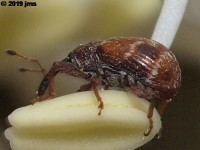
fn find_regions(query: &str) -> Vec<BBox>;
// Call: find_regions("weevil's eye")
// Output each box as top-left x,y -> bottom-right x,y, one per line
65,56 -> 71,62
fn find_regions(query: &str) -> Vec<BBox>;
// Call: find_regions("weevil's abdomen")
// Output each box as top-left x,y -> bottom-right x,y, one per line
97,37 -> 181,100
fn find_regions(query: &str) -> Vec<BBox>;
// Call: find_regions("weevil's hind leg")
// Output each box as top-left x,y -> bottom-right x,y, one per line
77,83 -> 92,92
91,78 -> 104,115
144,99 -> 155,136
156,100 -> 168,138
158,100 -> 168,116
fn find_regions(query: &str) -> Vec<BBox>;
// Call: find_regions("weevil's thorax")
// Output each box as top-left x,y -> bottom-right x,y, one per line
65,41 -> 102,78
94,42 -> 128,87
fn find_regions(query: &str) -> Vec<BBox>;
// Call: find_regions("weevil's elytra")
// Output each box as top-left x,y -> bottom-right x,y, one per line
8,37 -> 180,136
98,38 -> 181,100
138,43 -> 159,59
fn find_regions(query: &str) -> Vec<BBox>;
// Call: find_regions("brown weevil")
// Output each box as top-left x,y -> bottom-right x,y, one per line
6,37 -> 181,136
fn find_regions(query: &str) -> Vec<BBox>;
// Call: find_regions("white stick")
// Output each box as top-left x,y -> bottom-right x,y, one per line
151,0 -> 188,48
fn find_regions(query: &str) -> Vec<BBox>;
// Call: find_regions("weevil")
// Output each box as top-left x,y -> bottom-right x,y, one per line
6,37 -> 181,136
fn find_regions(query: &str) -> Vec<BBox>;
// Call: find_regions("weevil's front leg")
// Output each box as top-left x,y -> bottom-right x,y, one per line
91,77 -> 104,115
144,99 -> 155,136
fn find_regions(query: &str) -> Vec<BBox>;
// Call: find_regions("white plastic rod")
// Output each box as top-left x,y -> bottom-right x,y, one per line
151,0 -> 188,48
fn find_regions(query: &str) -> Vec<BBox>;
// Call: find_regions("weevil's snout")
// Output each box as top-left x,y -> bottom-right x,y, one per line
37,77 -> 49,97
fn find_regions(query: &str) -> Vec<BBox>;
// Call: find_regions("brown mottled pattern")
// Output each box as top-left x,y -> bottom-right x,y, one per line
98,37 -> 181,100
67,41 -> 101,71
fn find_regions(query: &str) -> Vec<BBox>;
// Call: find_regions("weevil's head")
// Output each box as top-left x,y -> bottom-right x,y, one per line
65,41 -> 102,78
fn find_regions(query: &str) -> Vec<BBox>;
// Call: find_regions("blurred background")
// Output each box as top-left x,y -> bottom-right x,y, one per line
0,0 -> 200,149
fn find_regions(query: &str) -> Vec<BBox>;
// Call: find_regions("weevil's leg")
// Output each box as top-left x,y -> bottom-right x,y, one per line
91,78 -> 104,115
6,50 -> 46,76
157,100 -> 168,116
155,100 -> 168,138
77,83 -> 92,92
144,99 -> 155,136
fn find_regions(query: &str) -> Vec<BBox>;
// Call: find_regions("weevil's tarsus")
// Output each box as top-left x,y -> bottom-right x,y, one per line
77,81 -> 104,115
91,77 -> 104,115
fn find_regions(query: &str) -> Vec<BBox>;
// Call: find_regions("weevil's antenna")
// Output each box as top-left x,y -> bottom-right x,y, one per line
5,50 -> 46,76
